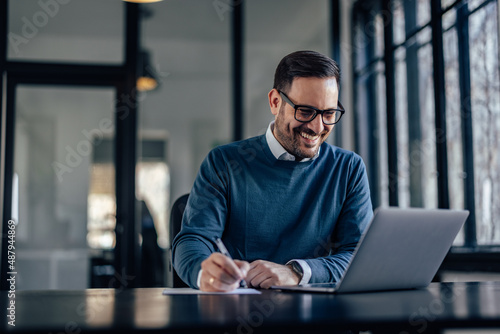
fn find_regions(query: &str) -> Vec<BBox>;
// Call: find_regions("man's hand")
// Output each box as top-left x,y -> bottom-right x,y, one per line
200,253 -> 249,292
246,260 -> 301,289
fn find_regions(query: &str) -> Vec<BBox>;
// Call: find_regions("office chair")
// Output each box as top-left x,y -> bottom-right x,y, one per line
168,194 -> 190,288
139,199 -> 165,287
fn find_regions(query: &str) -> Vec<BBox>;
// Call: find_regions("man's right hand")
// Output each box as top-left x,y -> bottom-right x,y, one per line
199,253 -> 249,292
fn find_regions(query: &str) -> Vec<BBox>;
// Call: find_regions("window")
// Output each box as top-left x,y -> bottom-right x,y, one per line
393,0 -> 437,208
353,0 -> 500,249
469,1 -> 500,245
353,2 -> 388,207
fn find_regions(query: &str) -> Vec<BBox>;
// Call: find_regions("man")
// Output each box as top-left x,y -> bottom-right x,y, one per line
173,50 -> 373,292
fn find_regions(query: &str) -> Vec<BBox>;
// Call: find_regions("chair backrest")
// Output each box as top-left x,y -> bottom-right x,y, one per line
168,194 -> 190,288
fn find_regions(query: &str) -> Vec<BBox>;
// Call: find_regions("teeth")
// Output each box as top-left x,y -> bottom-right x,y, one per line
301,132 -> 319,140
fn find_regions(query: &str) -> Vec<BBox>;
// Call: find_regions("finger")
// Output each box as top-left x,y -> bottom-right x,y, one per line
233,260 -> 250,287
201,272 -> 240,292
212,254 -> 247,282
203,254 -> 244,285
201,255 -> 234,287
234,260 -> 250,277
249,259 -> 266,270
199,271 -> 219,292
247,268 -> 273,289
246,260 -> 267,284
200,255 -> 241,292
205,273 -> 241,292
258,277 -> 279,289
249,272 -> 272,289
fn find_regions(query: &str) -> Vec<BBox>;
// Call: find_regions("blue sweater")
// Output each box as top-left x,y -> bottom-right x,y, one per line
172,134 -> 373,288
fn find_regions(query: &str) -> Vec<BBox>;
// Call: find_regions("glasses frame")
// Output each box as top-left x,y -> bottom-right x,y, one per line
278,90 -> 345,125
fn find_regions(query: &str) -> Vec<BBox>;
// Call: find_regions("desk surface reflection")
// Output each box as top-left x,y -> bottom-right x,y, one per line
2,282 -> 500,333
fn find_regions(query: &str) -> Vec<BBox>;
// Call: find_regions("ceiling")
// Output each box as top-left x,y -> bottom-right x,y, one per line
9,0 -> 329,43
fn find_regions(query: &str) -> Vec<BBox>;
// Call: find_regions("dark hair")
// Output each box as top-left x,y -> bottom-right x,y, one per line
273,50 -> 341,93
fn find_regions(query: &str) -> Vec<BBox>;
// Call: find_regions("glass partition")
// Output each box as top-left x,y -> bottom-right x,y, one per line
8,0 -> 124,64
14,85 -> 116,289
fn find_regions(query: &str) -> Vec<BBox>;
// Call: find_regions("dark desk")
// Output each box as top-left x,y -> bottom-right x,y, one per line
2,282 -> 500,333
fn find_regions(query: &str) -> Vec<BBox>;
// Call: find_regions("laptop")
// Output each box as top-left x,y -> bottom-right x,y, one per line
271,207 -> 469,293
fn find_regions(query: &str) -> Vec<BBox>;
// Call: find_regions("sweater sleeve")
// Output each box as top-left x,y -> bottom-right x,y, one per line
303,155 -> 373,283
172,149 -> 229,288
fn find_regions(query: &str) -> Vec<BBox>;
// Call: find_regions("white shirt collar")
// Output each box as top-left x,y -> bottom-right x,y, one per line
265,121 -> 319,162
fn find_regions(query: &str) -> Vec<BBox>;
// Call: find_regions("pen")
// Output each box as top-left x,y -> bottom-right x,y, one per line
215,238 -> 248,288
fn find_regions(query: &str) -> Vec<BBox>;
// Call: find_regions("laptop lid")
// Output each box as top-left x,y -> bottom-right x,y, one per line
271,207 -> 469,293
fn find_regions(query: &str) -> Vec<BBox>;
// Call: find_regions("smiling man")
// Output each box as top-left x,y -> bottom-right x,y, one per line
172,50 -> 373,292
272,76 -> 340,160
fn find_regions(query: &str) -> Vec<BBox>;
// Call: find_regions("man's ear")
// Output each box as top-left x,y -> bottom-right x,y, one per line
268,89 -> 281,116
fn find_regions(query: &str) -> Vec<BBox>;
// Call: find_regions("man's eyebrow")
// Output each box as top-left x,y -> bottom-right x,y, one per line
295,103 -> 337,111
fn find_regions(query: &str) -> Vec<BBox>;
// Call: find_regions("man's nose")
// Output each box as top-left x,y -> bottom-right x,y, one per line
307,114 -> 325,134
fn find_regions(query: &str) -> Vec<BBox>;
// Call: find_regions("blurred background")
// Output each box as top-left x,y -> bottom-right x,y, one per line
0,0 -> 499,290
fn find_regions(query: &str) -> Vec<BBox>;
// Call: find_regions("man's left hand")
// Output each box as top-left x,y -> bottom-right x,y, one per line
246,260 -> 301,289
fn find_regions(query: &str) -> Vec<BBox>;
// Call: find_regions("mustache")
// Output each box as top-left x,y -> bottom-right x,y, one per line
294,125 -> 326,137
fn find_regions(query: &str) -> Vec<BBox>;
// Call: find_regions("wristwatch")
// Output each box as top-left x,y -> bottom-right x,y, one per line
288,261 -> 304,281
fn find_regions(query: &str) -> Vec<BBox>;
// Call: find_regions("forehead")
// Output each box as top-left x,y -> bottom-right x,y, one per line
288,77 -> 339,108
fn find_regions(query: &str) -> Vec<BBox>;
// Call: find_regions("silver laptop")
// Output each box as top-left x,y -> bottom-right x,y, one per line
271,207 -> 469,293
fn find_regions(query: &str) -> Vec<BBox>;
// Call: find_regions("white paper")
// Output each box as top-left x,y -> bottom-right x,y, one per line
162,288 -> 261,295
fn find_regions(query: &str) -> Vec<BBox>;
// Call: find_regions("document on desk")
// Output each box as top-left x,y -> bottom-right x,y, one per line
162,288 -> 261,295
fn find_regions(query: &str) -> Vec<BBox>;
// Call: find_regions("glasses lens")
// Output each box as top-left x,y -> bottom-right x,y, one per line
322,110 -> 341,124
295,108 -> 316,122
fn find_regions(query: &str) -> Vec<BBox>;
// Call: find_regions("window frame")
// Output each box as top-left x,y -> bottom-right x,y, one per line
352,0 -> 500,270
0,2 -> 141,290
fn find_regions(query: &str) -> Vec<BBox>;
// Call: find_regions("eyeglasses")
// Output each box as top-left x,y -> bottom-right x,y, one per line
279,91 -> 345,125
